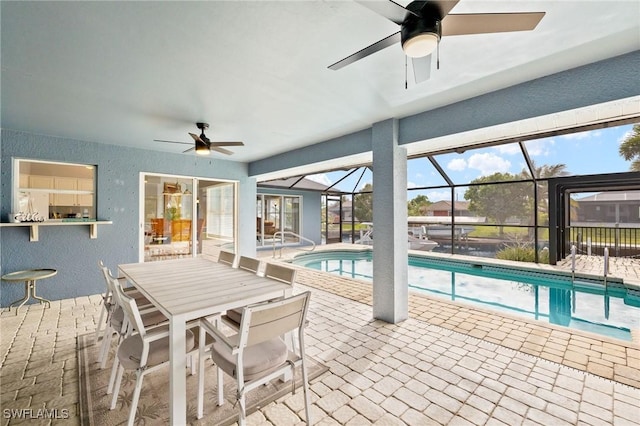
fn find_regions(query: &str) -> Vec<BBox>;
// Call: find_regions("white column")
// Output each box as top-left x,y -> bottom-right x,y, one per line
239,177 -> 257,257
372,119 -> 408,323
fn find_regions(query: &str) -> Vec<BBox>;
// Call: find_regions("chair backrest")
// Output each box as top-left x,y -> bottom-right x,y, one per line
238,256 -> 260,273
239,291 -> 311,348
264,263 -> 296,285
99,260 -> 118,300
99,260 -> 111,286
110,275 -> 147,338
218,250 -> 236,266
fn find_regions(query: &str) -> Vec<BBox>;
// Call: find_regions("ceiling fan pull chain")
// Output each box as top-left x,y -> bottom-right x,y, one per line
405,55 -> 408,90
437,40 -> 440,70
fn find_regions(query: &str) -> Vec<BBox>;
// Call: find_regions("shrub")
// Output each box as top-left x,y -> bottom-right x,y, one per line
496,244 -> 549,263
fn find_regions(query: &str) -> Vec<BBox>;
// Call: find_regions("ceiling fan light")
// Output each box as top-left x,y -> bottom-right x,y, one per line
402,32 -> 439,58
195,140 -> 210,155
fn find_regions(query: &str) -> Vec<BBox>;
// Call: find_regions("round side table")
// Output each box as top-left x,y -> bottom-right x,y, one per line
2,269 -> 57,314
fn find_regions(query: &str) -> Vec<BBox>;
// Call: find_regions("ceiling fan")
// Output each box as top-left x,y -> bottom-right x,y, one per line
154,122 -> 244,156
329,0 -> 545,83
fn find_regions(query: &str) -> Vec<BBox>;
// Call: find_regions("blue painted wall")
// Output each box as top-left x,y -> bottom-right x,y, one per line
249,51 -> 640,176
0,129 -> 255,306
256,187 -> 322,247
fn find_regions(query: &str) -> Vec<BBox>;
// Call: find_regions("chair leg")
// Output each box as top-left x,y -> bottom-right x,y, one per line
98,328 -> 113,368
301,359 -> 312,425
95,300 -> 106,341
238,392 -> 246,426
107,355 -> 120,395
110,365 -> 124,410
189,354 -> 196,376
300,336 -> 312,425
217,367 -> 224,406
127,370 -> 145,426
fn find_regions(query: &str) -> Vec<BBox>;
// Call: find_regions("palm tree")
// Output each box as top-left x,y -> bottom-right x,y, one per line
619,124 -> 640,171
520,160 -> 571,232
520,160 -> 570,215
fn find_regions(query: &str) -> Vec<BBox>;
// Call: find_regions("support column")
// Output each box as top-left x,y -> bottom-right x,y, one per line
372,119 -> 408,323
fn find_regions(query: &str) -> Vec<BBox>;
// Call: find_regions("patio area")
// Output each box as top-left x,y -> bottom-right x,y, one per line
1,259 -> 639,425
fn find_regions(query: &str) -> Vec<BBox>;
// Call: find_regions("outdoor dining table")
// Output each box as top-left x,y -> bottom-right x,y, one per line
118,256 -> 291,425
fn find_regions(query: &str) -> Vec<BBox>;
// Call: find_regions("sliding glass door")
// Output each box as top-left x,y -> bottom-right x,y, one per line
256,193 -> 301,246
199,180 -> 236,258
142,173 -> 236,261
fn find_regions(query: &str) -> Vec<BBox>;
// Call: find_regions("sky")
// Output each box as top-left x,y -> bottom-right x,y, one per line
308,123 -> 636,202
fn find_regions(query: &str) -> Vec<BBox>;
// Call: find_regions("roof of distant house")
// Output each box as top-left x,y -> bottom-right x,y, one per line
425,200 -> 471,211
576,190 -> 640,202
328,201 -> 352,210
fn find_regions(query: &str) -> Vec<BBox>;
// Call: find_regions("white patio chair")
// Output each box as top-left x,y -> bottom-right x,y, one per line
223,262 -> 296,328
218,250 -> 236,266
97,262 -> 165,370
264,262 -> 297,284
197,291 -> 313,425
108,274 -> 198,426
95,260 -> 149,341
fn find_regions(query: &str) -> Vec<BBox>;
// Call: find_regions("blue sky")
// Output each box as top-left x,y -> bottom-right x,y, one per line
310,123 -> 636,202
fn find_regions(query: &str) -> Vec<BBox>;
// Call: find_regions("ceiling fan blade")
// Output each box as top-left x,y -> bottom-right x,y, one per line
412,55 -> 432,83
182,147 -> 195,153
154,139 -> 192,145
328,31 -> 401,70
210,141 -> 244,147
442,12 -> 545,36
188,132 -> 203,143
429,0 -> 461,18
210,146 -> 234,155
355,0 -> 417,25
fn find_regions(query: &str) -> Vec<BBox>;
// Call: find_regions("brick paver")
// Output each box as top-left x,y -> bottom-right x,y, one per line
1,253 -> 639,425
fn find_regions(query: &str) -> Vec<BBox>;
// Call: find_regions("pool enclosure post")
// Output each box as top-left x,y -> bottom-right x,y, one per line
372,119 -> 408,324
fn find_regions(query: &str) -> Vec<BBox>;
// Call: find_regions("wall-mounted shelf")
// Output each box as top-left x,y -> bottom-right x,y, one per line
0,220 -> 112,242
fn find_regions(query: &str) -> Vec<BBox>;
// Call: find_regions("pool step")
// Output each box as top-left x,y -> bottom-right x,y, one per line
624,289 -> 640,307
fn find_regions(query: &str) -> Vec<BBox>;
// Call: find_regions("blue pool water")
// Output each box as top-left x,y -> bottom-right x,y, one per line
292,250 -> 640,341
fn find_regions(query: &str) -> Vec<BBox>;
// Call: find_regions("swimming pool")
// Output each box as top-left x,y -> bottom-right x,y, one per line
292,249 -> 640,342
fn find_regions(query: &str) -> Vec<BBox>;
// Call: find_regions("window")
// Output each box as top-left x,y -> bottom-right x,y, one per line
256,194 -> 302,246
13,159 -> 96,220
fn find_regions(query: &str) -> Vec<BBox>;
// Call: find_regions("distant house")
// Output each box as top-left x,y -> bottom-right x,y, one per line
575,190 -> 640,225
409,200 -> 484,233
328,200 -> 355,223
423,200 -> 471,217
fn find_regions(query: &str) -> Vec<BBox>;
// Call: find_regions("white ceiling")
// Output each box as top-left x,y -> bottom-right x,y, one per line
2,1 -> 639,164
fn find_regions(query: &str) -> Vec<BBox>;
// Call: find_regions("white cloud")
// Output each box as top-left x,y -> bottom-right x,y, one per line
467,153 -> 511,176
493,144 -> 521,155
426,190 -> 450,202
618,130 -> 633,145
525,138 -> 554,156
561,129 -> 600,140
357,180 -> 372,192
407,181 -> 418,189
447,158 -> 467,171
306,173 -> 331,186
